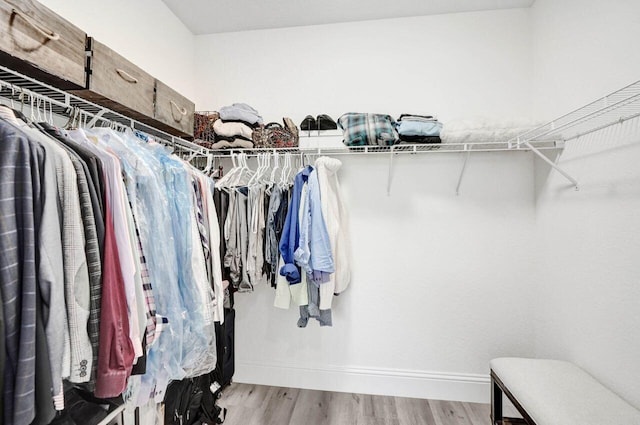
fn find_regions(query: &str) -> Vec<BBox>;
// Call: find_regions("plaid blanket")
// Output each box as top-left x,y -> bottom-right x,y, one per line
337,113 -> 399,146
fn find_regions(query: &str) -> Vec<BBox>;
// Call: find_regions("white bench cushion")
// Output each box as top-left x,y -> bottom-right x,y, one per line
490,358 -> 640,425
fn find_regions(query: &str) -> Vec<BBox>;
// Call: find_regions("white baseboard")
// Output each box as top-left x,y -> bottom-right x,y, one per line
233,361 -> 490,403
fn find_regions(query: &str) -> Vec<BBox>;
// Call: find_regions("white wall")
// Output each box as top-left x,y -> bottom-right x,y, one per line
33,0 -> 640,407
38,0 -> 197,100
194,9 -> 532,125
232,152 -> 536,402
531,0 -> 640,120
194,9 -> 536,402
531,0 -> 640,408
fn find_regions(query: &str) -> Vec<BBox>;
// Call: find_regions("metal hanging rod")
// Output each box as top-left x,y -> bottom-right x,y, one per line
0,65 -> 209,158
206,141 -> 562,195
204,141 -> 562,159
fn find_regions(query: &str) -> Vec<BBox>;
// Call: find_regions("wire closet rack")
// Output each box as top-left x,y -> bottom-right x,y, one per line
201,77 -> 640,193
3,61 -> 637,194
513,79 -> 640,189
0,65 -> 210,159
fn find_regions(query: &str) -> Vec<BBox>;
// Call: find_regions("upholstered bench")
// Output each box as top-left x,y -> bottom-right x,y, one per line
490,358 -> 640,425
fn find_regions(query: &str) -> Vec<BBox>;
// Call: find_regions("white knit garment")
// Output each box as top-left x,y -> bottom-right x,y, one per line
314,157 -> 351,310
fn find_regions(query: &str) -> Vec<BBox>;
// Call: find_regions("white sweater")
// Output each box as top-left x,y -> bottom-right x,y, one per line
314,157 -> 351,309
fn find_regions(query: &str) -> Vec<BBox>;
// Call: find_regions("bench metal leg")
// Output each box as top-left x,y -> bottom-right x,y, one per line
492,375 -> 503,425
491,371 -> 538,425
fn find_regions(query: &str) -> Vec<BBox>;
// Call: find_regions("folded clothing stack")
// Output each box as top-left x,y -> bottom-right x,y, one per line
337,112 -> 443,146
211,103 -> 263,149
395,114 -> 442,144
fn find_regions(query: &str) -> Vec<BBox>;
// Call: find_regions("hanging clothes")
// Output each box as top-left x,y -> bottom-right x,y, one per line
0,104 -> 225,423
295,167 -> 334,328
213,152 -> 351,328
269,158 -> 350,327
279,168 -> 307,285
0,119 -> 43,425
0,109 -> 68,406
42,123 -> 105,386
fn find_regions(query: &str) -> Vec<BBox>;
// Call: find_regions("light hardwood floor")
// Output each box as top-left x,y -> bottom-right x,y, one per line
217,383 -> 492,425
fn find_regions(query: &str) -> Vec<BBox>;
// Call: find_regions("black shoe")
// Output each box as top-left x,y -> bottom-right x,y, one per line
317,114 -> 337,130
300,115 -> 317,131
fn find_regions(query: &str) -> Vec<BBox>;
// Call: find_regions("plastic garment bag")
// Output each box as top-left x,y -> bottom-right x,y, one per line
100,129 -> 187,403
146,143 -> 215,379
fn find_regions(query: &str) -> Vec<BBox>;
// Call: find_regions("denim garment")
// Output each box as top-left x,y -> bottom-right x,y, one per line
279,167 -> 312,284
294,167 -> 334,278
265,186 -> 282,285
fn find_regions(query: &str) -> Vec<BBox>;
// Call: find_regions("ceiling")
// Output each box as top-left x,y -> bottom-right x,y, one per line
162,0 -> 535,35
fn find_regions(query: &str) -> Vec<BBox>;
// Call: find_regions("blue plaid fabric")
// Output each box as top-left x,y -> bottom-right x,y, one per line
337,113 -> 399,146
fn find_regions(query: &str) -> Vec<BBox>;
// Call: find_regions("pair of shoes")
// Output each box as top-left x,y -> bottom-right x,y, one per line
300,114 -> 338,131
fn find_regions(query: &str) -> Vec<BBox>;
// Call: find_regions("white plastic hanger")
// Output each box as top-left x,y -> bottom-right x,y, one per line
269,151 -> 280,185
247,153 -> 261,187
279,153 -> 291,187
235,153 -> 255,187
202,153 -> 214,175
216,153 -> 240,189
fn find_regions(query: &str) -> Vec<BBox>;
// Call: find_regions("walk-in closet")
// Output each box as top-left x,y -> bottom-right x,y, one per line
0,0 -> 639,424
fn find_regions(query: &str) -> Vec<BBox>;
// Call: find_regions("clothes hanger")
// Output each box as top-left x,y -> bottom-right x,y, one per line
216,152 -> 241,190
18,90 -> 26,115
268,151 -> 280,191
285,153 -> 296,185
28,93 -> 36,123
230,153 -> 249,187
47,97 -> 54,125
252,153 -> 270,187
247,153 -> 261,188
63,106 -> 78,130
234,153 -> 255,187
7,84 -> 16,110
0,85 -> 27,125
262,152 -> 274,185
203,153 -> 213,175
279,153 -> 290,188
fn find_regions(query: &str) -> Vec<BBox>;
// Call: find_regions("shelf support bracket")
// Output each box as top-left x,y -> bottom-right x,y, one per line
456,148 -> 471,196
523,140 -> 579,190
387,146 -> 395,196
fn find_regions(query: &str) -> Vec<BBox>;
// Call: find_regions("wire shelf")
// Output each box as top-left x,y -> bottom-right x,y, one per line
5,62 -> 635,189
0,65 -> 210,158
514,80 -> 640,143
205,140 -> 562,158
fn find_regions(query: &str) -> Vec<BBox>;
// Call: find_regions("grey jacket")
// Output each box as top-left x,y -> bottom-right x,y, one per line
0,120 -> 42,425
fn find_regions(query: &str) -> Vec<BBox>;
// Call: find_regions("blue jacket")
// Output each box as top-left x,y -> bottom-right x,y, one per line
279,166 -> 312,284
